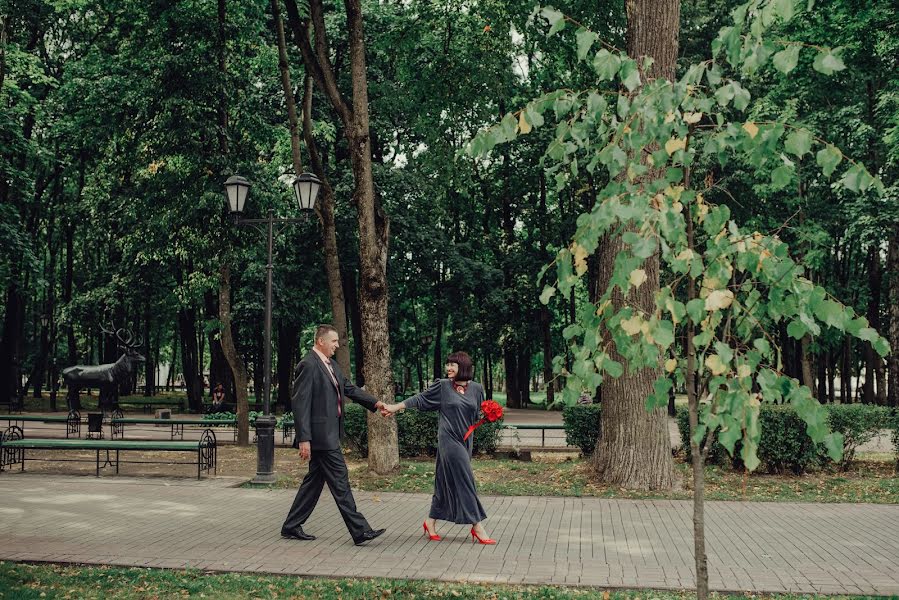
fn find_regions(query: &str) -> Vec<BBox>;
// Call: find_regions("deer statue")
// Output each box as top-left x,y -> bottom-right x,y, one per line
62,324 -> 145,411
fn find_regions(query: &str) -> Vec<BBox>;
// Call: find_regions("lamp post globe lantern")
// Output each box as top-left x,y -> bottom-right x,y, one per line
292,172 -> 322,212
224,175 -> 252,215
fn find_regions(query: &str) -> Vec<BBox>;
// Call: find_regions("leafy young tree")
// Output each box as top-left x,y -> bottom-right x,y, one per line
470,0 -> 889,596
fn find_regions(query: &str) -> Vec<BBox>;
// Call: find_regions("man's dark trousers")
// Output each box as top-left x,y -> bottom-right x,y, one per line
282,448 -> 369,538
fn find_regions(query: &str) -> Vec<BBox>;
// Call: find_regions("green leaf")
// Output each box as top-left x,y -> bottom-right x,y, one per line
576,29 -> 598,61
773,0 -> 797,22
771,164 -> 794,189
540,7 -> 566,36
687,298 -> 706,324
772,45 -> 800,74
604,359 -> 624,378
787,319 -> 807,340
593,49 -> 621,81
784,128 -> 813,158
813,49 -> 846,75
874,337 -> 891,357
815,145 -> 843,177
540,285 -> 556,305
823,432 -> 844,462
620,60 -> 642,92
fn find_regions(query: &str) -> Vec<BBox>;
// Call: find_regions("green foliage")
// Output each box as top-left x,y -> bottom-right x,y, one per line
204,411 -> 262,425
343,403 -> 370,456
677,404 -> 891,474
470,0 -> 892,472
561,404 -> 602,456
826,404 -> 892,468
756,406 -> 824,474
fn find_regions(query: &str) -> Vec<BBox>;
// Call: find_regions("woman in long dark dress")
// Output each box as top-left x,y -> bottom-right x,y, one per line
381,351 -> 496,544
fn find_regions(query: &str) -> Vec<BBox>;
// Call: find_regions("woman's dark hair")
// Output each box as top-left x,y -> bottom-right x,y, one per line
446,351 -> 473,382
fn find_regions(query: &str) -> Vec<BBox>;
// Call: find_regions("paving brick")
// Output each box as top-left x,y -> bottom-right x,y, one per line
1,474 -> 898,594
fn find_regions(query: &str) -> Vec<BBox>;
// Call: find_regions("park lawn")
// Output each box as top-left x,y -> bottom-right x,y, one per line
0,562 -> 878,600
230,447 -> 899,504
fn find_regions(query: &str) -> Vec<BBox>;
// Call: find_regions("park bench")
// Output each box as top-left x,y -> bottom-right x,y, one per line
500,423 -> 567,448
0,425 -> 217,479
111,416 -> 237,441
117,397 -> 185,414
0,410 -> 83,438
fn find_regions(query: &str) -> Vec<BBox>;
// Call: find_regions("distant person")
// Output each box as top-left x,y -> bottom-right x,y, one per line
211,383 -> 227,412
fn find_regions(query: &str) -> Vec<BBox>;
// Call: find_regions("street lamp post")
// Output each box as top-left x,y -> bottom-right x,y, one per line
224,173 -> 321,484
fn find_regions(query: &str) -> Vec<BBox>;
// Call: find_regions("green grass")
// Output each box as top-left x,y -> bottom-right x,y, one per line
240,454 -> 899,504
0,562 -> 879,600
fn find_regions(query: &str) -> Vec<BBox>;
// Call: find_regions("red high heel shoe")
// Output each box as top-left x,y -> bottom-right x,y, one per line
470,527 -> 497,545
423,521 -> 441,541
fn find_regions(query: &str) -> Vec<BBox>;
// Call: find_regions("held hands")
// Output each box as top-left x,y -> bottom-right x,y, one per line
379,402 -> 402,417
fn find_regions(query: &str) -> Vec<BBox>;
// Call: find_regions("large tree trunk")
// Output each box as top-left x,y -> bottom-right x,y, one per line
177,306 -> 203,412
219,265 -> 250,445
591,0 -> 679,491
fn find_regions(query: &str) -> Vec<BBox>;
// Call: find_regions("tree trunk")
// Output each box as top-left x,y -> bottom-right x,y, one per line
539,173 -> 555,407
219,264 -> 250,445
888,228 -> 899,407
503,348 -> 520,408
344,269 -> 365,384
290,0 -> 398,472
592,0 -> 679,491
205,291 -> 234,403
864,248 -> 881,404
800,334 -> 815,397
277,319 -> 298,412
177,306 -> 203,412
301,75 -> 352,375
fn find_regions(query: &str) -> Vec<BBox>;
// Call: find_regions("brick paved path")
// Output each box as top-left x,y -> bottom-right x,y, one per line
1,475 -> 897,594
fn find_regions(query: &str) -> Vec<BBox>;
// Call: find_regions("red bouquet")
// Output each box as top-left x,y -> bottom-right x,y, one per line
463,399 -> 504,441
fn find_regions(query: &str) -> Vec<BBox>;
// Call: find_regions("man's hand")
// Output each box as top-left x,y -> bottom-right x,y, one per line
298,441 -> 311,460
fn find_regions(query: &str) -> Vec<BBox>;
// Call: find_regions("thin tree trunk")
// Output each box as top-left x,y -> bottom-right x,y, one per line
277,319 -> 298,411
220,264 -> 250,444
302,75 -> 352,375
343,269 -> 365,384
864,248 -> 881,404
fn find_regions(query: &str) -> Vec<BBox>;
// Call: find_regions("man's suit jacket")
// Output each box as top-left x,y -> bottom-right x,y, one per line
292,350 -> 378,450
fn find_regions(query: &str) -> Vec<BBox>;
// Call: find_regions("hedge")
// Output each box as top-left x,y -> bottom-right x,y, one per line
562,404 -> 601,456
675,403 -> 893,474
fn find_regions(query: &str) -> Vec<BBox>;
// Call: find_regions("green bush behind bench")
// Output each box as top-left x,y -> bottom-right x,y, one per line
675,404 -> 896,473
561,404 -> 602,456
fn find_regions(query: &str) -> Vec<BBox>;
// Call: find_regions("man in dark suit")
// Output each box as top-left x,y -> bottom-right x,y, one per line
281,324 -> 387,546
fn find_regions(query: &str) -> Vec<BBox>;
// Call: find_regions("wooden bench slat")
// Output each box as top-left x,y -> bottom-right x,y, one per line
3,439 -> 205,450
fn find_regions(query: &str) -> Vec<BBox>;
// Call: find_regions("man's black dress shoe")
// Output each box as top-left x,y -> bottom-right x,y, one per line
281,527 -> 316,541
353,528 -> 386,546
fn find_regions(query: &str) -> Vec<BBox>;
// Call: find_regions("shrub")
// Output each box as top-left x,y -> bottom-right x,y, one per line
343,403 -> 369,456
562,404 -> 601,456
676,405 -> 821,473
472,418 -> 504,455
396,410 -> 439,456
756,406 -> 821,474
203,411 -> 262,425
825,404 -> 892,469
675,406 -> 741,468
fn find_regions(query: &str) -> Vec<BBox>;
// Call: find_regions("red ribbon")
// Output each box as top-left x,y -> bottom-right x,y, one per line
463,418 -> 486,441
